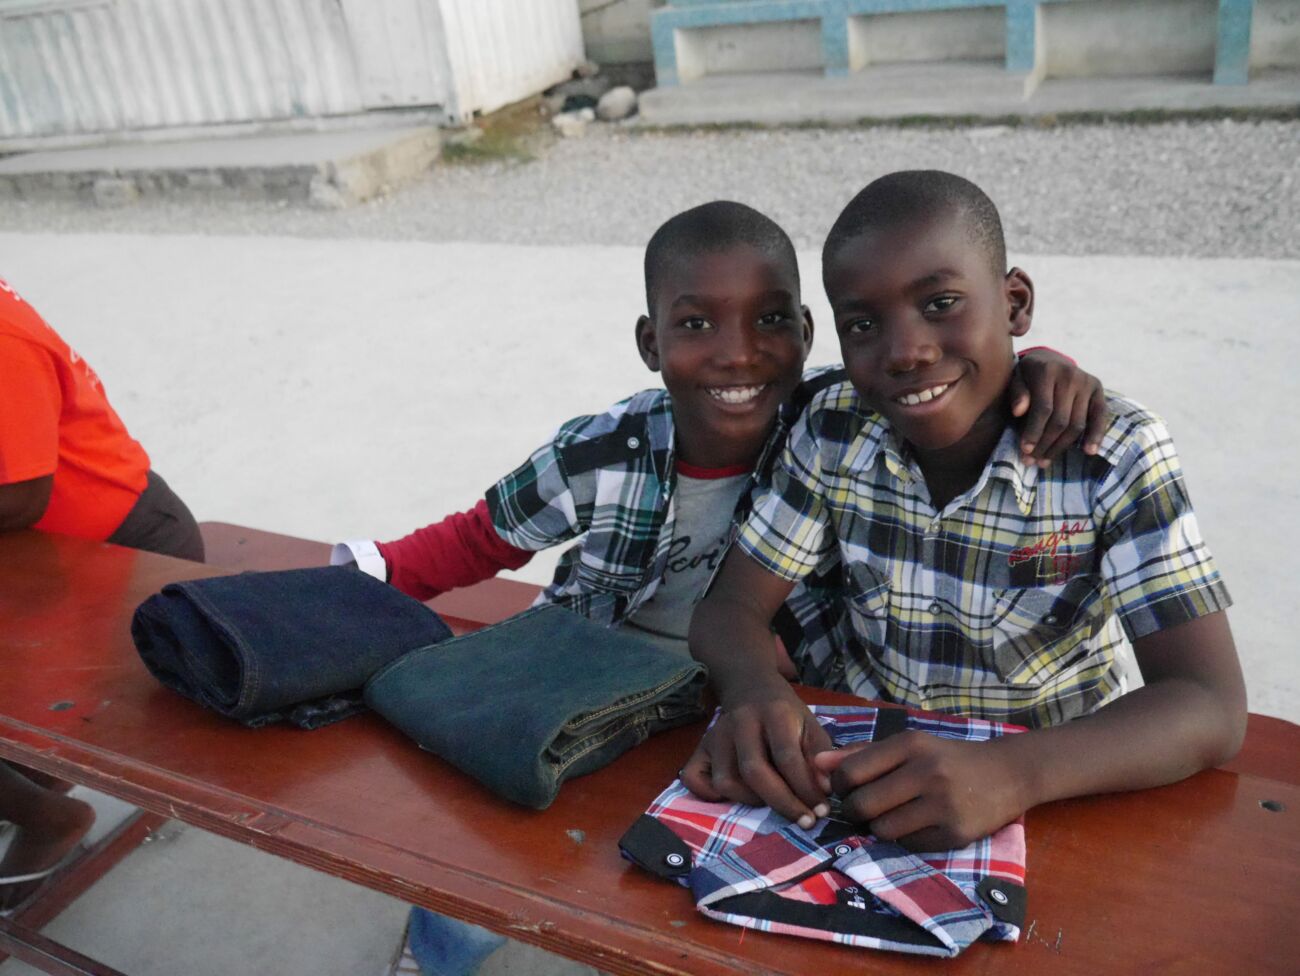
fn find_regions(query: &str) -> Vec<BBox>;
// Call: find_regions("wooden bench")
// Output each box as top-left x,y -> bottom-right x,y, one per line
1,525 -> 1297,975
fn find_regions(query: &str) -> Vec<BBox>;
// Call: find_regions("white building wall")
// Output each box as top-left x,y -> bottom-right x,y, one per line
0,0 -> 582,141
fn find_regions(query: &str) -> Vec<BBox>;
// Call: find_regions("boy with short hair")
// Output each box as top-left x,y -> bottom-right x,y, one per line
341,200 -> 1109,976
341,201 -> 1104,681
684,171 -> 1245,852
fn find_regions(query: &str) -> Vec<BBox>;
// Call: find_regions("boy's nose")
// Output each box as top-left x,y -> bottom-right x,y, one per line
884,321 -> 940,375
715,322 -> 762,367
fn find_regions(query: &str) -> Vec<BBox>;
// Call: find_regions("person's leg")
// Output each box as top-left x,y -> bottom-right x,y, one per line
105,470 -> 205,563
402,907 -> 507,976
5,761 -> 72,793
0,763 -> 94,911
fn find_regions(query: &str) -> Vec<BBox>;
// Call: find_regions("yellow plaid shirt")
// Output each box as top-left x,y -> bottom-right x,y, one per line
739,381 -> 1231,728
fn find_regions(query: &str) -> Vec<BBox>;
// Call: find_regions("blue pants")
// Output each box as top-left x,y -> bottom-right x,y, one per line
406,907 -> 507,976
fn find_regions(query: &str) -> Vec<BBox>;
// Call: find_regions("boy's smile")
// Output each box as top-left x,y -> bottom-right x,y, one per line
824,213 -> 1032,475
637,246 -> 813,469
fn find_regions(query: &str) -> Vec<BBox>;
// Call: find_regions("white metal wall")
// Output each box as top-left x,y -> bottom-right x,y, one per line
0,0 -> 373,139
0,0 -> 583,141
438,0 -> 584,119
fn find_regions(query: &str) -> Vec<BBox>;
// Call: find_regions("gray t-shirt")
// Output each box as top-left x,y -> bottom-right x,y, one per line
623,471 -> 750,657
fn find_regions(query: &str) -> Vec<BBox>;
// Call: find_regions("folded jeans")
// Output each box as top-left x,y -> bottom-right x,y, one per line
365,603 -> 708,809
132,565 -> 453,728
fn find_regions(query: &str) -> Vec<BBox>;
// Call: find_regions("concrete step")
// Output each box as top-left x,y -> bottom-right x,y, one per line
638,63 -> 1300,126
0,127 -> 441,208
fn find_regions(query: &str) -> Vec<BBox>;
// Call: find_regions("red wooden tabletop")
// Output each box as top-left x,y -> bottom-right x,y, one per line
1,528 -> 1297,975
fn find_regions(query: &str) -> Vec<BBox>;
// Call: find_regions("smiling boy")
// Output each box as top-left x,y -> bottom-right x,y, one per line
685,172 -> 1246,851
339,201 -> 1100,676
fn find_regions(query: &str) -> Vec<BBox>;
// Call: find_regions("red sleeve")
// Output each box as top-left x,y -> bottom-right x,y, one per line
376,498 -> 534,601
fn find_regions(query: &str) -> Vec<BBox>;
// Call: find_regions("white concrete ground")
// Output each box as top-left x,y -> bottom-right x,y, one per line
1,233 -> 1296,974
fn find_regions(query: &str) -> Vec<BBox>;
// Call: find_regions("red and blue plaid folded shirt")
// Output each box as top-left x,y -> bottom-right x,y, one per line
620,705 -> 1027,958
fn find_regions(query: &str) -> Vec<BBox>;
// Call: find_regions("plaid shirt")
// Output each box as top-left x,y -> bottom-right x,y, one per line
620,705 -> 1027,958
740,383 -> 1232,727
486,369 -> 849,684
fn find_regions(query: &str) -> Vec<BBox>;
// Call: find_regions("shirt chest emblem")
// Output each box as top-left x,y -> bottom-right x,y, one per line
1008,520 -> 1088,584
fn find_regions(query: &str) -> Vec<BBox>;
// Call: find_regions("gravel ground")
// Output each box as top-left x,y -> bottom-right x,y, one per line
1,118 -> 1298,258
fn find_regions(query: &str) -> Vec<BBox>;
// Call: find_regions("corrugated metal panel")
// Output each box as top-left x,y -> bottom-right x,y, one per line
438,0 -> 583,119
0,0 -> 368,139
0,0 -> 583,140
339,0 -> 453,110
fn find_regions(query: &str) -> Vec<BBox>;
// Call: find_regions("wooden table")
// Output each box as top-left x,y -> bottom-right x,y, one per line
1,526 -> 1297,975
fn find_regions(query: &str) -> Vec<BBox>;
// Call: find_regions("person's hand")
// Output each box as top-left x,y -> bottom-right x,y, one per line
1009,349 -> 1109,465
814,732 -> 1028,851
681,687 -> 834,828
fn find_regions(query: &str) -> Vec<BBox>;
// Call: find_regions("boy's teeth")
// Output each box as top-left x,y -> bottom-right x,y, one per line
896,383 -> 950,406
709,385 -> 765,404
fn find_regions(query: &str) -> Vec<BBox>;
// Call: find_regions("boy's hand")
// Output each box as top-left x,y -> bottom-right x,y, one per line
681,685 -> 834,828
1010,349 -> 1109,464
814,732 -> 1027,851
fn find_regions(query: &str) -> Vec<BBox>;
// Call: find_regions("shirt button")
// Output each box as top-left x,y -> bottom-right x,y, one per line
929,602 -> 941,615
1044,614 -> 1058,625
626,436 -> 641,450
988,888 -> 1010,906
665,852 -> 685,868
833,844 -> 852,857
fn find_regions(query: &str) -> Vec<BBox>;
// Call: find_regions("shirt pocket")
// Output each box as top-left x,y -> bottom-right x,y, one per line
989,574 -> 1103,687
846,561 -> 891,620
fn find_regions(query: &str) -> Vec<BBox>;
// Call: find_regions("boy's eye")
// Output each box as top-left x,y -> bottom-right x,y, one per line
757,311 -> 790,329
925,295 -> 960,314
678,316 -> 712,331
841,318 -> 875,335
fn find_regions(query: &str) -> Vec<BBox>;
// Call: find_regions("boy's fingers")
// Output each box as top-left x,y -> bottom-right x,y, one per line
679,746 -> 724,801
826,733 -> 914,798
1083,384 -> 1110,454
1006,368 -> 1030,418
763,719 -> 830,821
863,796 -> 937,845
722,710 -> 812,823
839,764 -> 921,824
801,720 -> 836,794
1035,381 -> 1090,462
1016,388 -> 1055,456
695,722 -> 764,806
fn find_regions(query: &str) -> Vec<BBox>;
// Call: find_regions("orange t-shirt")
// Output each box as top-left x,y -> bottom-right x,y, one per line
0,278 -> 150,540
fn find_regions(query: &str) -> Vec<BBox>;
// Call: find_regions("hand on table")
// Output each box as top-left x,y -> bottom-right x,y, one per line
814,731 -> 1027,851
680,689 -> 834,829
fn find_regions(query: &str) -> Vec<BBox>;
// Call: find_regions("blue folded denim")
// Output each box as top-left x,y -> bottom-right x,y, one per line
364,603 -> 707,809
132,566 -> 453,729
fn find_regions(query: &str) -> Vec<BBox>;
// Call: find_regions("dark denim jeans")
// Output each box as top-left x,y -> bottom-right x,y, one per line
364,603 -> 707,809
132,566 -> 452,728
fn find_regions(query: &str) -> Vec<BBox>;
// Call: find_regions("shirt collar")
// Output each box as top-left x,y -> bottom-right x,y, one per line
850,417 -> 1039,515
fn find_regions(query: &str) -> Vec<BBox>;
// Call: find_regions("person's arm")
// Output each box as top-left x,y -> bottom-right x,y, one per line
0,336 -> 60,530
375,499 -> 533,600
816,611 -> 1245,852
684,549 -> 833,829
1009,346 -> 1109,463
0,475 -> 53,531
816,413 -> 1244,851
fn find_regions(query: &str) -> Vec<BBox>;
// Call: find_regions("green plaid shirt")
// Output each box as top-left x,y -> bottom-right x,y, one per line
486,369 -> 850,686
739,381 -> 1232,728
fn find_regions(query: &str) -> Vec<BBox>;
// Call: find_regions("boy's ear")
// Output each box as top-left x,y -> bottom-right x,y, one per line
635,314 -> 661,371
1005,268 -> 1034,338
800,305 -> 815,354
